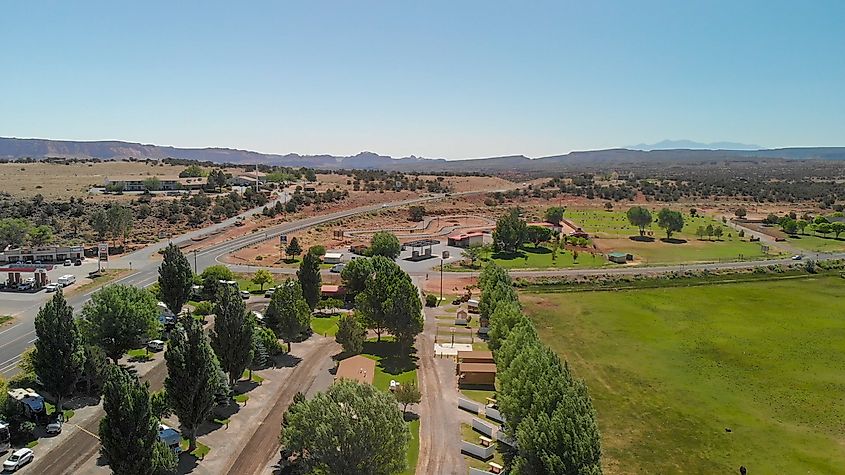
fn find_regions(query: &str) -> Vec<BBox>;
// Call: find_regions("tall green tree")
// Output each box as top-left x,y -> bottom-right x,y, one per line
657,208 -> 685,239
408,205 -> 426,222
106,205 -> 134,247
265,280 -> 311,345
525,225 -> 553,247
81,343 -> 109,395
100,365 -> 176,475
340,257 -> 374,299
355,256 -> 417,342
370,231 -> 401,260
394,380 -> 422,417
544,206 -> 565,224
158,243 -> 194,316
478,278 -> 519,321
80,285 -> 160,363
494,318 -> 539,372
200,264 -> 235,300
383,277 -> 423,353
297,251 -> 322,309
210,286 -> 254,387
281,380 -> 409,475
165,316 -> 220,452
335,313 -> 366,355
626,206 -> 653,237
493,208 -> 527,253
0,218 -> 32,248
28,225 -> 53,247
487,301 -> 525,352
251,269 -> 273,290
285,237 -> 302,259
33,291 -> 85,412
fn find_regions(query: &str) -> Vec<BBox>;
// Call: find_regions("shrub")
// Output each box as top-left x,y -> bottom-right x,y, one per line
425,294 -> 438,307
193,301 -> 213,316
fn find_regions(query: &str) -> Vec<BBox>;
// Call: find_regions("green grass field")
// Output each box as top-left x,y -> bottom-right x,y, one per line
484,245 -> 608,269
568,209 -> 769,264
786,233 -> 845,252
522,275 -> 845,474
310,315 -> 340,336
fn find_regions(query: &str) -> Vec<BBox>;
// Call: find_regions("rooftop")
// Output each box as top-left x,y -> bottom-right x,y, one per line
458,362 -> 497,374
457,350 -> 494,361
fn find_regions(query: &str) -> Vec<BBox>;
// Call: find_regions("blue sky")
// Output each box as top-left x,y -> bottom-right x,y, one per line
1,1 -> 843,159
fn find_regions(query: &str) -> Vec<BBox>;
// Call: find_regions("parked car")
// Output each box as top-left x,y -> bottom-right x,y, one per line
791,254 -> 803,260
147,340 -> 166,352
63,259 -> 72,266
240,290 -> 250,300
45,283 -> 60,292
3,448 -> 34,471
264,288 -> 275,298
74,259 -> 82,266
330,263 -> 345,273
46,414 -> 64,435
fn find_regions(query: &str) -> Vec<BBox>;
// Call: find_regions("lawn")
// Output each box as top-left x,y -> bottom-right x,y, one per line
401,418 -> 420,475
361,338 -> 418,392
785,233 -> 845,252
567,209 -> 769,264
521,275 -> 845,473
311,315 -> 340,337
484,245 -> 607,269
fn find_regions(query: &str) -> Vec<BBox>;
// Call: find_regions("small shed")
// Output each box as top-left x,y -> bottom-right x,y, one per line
607,252 -> 631,264
457,362 -> 497,388
455,309 -> 470,326
335,355 -> 376,385
320,284 -> 346,298
323,252 -> 343,264
457,350 -> 494,364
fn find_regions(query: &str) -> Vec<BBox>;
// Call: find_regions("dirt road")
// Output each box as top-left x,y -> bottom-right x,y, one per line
415,303 -> 466,475
28,363 -> 169,475
222,336 -> 338,475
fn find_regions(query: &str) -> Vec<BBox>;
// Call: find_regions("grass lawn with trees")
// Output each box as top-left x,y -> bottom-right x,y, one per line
568,208 -> 769,263
359,337 -> 420,474
521,275 -> 845,473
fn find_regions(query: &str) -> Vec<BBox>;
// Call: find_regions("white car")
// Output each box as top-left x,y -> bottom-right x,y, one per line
46,415 -> 64,434
45,283 -> 60,292
264,287 -> 276,298
147,340 -> 166,352
791,254 -> 803,260
3,448 -> 33,471
240,290 -> 251,300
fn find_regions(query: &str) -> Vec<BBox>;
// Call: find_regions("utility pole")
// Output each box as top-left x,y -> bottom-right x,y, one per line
193,249 -> 198,274
440,256 -> 444,304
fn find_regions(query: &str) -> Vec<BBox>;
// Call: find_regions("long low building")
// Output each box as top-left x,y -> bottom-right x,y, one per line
104,176 -> 206,192
447,231 -> 485,248
0,245 -> 84,263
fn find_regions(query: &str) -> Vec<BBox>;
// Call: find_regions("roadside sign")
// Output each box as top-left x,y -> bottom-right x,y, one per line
98,242 -> 109,261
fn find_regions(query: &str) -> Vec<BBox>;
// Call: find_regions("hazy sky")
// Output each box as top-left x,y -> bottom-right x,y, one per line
1,1 -> 843,159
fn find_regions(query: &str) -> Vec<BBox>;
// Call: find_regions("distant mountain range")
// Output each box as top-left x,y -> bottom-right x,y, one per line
629,139 -> 763,151
1,137 -> 844,173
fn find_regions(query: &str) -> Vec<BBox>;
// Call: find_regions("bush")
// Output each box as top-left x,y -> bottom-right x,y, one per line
317,298 -> 345,310
193,301 -> 213,316
425,294 -> 438,307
